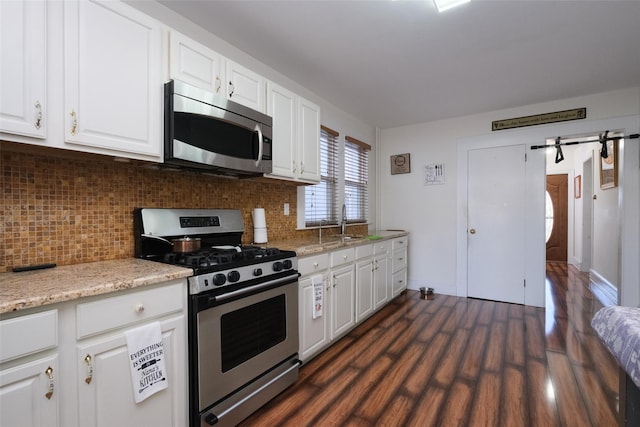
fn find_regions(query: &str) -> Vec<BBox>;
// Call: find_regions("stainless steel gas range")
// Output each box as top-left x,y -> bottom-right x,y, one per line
134,208 -> 300,427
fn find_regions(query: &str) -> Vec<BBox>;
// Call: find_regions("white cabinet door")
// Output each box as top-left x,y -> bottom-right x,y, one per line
392,268 -> 408,297
0,0 -> 46,138
169,30 -> 223,94
331,264 -> 355,338
267,82 -> 297,179
226,60 -> 265,112
355,258 -> 374,322
298,274 -> 330,362
76,315 -> 187,427
373,254 -> 389,309
0,355 -> 59,427
64,0 -> 162,160
297,97 -> 321,182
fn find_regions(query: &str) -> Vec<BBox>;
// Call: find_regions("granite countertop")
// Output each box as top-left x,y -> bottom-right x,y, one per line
1,231 -> 408,315
0,259 -> 193,314
268,230 -> 409,256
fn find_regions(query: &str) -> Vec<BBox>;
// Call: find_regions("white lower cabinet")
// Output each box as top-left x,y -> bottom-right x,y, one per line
299,273 -> 330,361
298,251 -> 356,362
373,253 -> 390,310
391,237 -> 409,297
330,264 -> 356,338
0,309 -> 59,427
355,245 -> 374,323
0,355 -> 59,427
0,279 -> 188,427
299,236 -> 408,362
76,315 -> 186,427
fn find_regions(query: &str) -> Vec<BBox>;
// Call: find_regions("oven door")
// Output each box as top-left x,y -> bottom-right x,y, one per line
193,273 -> 299,411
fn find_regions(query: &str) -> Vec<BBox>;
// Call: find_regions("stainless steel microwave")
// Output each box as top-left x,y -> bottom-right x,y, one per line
164,79 -> 272,177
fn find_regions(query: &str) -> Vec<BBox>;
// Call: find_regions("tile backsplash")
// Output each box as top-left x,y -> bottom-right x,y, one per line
2,142 -> 321,272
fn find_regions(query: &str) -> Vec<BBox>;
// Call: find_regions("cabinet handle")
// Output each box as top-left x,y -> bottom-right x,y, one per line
44,366 -> 54,399
333,275 -> 337,288
292,160 -> 297,173
70,110 -> 78,136
215,76 -> 221,93
34,101 -> 42,129
135,303 -> 145,313
228,81 -> 234,97
300,162 -> 304,174
84,354 -> 93,384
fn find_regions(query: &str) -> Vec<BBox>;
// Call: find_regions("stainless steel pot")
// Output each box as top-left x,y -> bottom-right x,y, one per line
142,234 -> 201,253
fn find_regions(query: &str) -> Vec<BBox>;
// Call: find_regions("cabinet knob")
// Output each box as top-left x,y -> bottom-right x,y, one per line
313,262 -> 319,268
135,303 -> 145,313
469,229 -> 476,235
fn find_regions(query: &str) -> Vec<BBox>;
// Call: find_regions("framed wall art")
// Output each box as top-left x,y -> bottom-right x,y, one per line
599,139 -> 618,189
390,153 -> 411,175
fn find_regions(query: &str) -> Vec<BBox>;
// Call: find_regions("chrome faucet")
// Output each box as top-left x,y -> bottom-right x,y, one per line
340,204 -> 347,235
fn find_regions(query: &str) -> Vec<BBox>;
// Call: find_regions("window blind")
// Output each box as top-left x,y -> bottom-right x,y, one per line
304,126 -> 339,227
344,136 -> 370,224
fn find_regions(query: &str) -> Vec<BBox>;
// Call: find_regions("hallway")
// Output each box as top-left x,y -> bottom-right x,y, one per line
241,263 -> 619,426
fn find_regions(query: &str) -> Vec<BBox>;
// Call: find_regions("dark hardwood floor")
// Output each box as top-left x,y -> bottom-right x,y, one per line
240,262 -> 619,426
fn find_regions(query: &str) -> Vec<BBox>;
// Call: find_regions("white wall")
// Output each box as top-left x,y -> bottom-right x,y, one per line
380,87 -> 640,307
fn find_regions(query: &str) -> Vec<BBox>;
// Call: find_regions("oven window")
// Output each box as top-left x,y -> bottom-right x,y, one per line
220,295 -> 287,372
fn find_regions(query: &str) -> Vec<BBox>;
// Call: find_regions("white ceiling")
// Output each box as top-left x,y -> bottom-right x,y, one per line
159,0 -> 640,129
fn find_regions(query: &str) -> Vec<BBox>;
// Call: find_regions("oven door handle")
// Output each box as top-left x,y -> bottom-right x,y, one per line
209,272 -> 299,304
203,358 -> 302,425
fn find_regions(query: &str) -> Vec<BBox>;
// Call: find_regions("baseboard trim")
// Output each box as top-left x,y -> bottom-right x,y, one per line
589,269 -> 618,306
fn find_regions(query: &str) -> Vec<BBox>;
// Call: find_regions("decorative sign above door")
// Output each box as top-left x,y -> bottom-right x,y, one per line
492,108 -> 586,131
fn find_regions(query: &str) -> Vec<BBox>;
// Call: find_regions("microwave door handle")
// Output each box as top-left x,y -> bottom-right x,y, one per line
255,123 -> 263,167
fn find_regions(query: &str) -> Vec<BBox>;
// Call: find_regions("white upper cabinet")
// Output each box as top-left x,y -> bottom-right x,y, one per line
0,0 -> 47,138
266,82 -> 297,179
169,30 -> 224,94
226,59 -> 265,112
297,97 -> 321,182
63,0 -> 162,160
267,82 -> 321,183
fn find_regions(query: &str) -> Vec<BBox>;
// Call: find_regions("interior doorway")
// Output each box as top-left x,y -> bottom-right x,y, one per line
545,174 -> 568,262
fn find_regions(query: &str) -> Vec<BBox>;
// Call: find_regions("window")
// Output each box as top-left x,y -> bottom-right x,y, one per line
304,126 -> 339,227
344,136 -> 370,224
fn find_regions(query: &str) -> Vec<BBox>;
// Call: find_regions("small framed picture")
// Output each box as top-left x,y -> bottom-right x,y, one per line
390,153 -> 411,175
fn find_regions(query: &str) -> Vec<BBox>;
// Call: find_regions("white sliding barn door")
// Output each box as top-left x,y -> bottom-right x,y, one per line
467,144 -> 526,304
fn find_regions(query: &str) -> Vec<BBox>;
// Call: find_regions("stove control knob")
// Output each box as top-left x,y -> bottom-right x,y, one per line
213,274 -> 226,286
253,268 -> 263,277
283,260 -> 293,270
228,270 -> 240,282
272,261 -> 283,272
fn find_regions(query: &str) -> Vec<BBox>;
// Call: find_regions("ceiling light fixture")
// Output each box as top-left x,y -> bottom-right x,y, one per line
434,0 -> 470,13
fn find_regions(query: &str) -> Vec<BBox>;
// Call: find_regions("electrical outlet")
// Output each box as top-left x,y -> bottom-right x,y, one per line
284,203 -> 290,216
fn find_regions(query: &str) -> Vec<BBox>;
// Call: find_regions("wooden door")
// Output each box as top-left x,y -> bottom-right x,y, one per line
546,174 -> 568,262
467,145 -> 526,304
